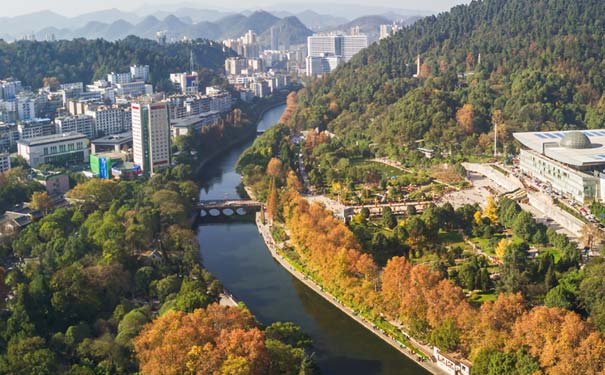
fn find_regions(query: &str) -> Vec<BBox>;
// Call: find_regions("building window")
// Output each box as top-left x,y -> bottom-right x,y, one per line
68,143 -> 74,151
43,147 -> 48,155
59,145 -> 66,153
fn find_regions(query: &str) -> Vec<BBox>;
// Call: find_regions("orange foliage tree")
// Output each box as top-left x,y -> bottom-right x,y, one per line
456,103 -> 475,135
134,304 -> 269,375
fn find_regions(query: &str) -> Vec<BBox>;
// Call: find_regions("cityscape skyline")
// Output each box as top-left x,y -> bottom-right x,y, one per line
1,0 -> 469,18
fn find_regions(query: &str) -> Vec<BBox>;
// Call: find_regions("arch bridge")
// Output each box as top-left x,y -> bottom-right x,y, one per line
198,199 -> 263,217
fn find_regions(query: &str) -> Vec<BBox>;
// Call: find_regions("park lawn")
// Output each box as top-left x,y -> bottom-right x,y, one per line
438,230 -> 464,244
540,247 -> 563,263
468,291 -> 497,305
351,159 -> 405,178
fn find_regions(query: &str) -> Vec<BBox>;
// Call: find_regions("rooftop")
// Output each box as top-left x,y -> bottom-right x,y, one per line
171,111 -> 220,128
513,129 -> 605,167
17,132 -> 88,147
91,131 -> 133,146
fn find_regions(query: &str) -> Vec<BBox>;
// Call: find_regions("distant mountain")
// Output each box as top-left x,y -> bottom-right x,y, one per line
331,15 -> 392,42
149,8 -> 234,23
0,10 -> 68,36
26,10 -> 313,48
259,16 -> 314,47
295,10 -> 349,31
263,3 -> 432,20
69,9 -> 141,27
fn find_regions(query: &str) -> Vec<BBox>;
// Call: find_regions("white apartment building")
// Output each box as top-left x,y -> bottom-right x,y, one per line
170,72 -> 199,95
225,57 -> 248,75
107,72 -> 132,85
16,96 -> 36,120
115,81 -> 152,97
17,119 -> 53,140
131,101 -> 171,174
86,106 -> 131,137
0,153 -> 10,173
55,115 -> 95,139
17,132 -> 89,167
0,80 -> 22,99
342,35 -> 369,61
130,65 -> 150,82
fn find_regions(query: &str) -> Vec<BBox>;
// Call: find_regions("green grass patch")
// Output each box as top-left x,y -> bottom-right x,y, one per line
468,291 -> 497,305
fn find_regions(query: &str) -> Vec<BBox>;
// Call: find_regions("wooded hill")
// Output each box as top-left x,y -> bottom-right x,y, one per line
291,0 -> 605,160
0,36 -> 233,90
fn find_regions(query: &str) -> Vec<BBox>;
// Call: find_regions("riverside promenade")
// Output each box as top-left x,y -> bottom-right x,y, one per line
254,212 -> 449,375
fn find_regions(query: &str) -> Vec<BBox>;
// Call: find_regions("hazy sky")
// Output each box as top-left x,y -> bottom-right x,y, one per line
4,0 -> 468,17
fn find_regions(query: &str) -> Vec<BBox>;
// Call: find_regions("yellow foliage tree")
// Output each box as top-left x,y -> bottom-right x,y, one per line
474,210 -> 483,225
484,195 -> 498,224
495,238 -> 509,260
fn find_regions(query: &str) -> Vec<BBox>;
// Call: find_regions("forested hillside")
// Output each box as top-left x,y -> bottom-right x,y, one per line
291,0 -> 605,160
0,36 -> 233,90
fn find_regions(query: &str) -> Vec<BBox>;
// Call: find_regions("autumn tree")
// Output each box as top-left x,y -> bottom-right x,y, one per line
134,304 -> 270,375
483,195 -> 498,224
266,157 -> 284,180
266,178 -> 279,222
30,191 -> 54,215
456,104 -> 475,135
286,171 -> 303,193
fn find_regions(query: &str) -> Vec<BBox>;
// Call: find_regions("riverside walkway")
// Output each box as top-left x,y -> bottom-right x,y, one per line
255,212 -> 449,375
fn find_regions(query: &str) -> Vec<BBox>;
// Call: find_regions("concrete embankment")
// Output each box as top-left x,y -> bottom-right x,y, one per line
254,212 -> 449,375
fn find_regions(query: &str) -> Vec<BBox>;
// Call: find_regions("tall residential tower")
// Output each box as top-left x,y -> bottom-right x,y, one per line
131,101 -> 171,175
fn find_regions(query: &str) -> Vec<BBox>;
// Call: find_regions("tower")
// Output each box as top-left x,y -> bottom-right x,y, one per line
131,100 -> 171,175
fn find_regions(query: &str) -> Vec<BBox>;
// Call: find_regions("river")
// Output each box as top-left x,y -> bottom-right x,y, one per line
197,104 -> 430,375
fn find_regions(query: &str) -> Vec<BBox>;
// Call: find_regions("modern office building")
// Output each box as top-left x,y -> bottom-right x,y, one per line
55,115 -> 95,139
0,152 -> 10,173
306,55 -> 343,76
131,101 -> 171,174
307,34 -> 368,63
514,129 -> 605,203
17,132 -> 89,167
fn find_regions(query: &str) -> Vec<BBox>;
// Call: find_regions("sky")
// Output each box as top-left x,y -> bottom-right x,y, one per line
4,0 -> 468,17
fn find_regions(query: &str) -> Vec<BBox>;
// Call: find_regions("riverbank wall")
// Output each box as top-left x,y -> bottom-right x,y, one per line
254,212 -> 448,375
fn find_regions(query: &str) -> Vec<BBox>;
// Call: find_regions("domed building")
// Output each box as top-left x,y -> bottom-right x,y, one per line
559,131 -> 592,149
513,129 -> 605,204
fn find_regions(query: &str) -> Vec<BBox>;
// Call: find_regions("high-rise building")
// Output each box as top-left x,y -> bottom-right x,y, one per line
306,55 -> 343,77
307,34 -> 368,63
341,35 -> 368,61
55,115 -> 95,139
270,26 -> 279,50
131,101 -> 171,174
130,65 -> 150,82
